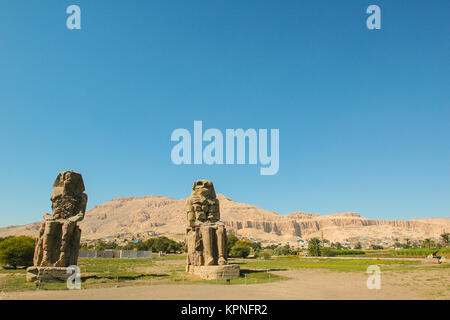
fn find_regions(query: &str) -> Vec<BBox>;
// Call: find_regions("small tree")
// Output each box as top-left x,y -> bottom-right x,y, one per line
153,236 -> 172,252
251,241 -> 262,252
167,241 -> 183,253
0,236 -> 35,268
308,238 -> 321,257
226,234 -> 239,255
229,240 -> 252,258
354,242 -> 362,250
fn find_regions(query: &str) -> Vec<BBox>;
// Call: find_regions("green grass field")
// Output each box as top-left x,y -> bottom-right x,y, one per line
233,255 -> 437,272
389,248 -> 450,258
0,254 -> 285,292
0,254 -> 447,293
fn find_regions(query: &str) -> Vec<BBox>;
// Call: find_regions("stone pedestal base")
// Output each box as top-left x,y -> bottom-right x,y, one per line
26,266 -> 73,282
187,265 -> 240,280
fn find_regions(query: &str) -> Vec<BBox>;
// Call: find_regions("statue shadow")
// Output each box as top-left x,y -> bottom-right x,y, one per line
230,261 -> 287,272
81,273 -> 169,282
239,268 -> 287,274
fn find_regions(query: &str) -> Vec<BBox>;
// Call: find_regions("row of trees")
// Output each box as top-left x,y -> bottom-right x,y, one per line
82,236 -> 184,253
388,233 -> 449,249
317,233 -> 450,252
306,238 -> 364,257
2,232 -> 448,268
226,234 -> 295,259
307,238 -> 367,257
307,234 -> 450,257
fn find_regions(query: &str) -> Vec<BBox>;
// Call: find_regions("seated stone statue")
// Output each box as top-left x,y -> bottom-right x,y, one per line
33,171 -> 87,268
185,180 -> 227,268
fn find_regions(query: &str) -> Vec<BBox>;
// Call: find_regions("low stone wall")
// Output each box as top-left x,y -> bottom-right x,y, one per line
79,250 -> 152,259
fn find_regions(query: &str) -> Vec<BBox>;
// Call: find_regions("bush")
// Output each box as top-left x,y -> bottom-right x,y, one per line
0,236 -> 35,268
229,240 -> 252,258
273,244 -> 293,256
321,247 -> 337,257
255,250 -> 272,260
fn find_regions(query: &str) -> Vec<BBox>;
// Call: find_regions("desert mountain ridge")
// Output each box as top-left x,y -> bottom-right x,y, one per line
0,194 -> 449,246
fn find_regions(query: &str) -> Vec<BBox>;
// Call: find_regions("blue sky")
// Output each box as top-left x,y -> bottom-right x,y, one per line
0,1 -> 449,227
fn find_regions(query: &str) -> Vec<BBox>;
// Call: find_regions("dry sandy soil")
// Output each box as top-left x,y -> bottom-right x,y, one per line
3,268 -> 449,300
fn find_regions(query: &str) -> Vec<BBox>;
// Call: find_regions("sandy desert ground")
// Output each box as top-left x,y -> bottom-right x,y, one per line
2,266 -> 449,300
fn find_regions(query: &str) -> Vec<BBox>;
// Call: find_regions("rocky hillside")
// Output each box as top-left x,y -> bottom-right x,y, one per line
0,194 -> 448,244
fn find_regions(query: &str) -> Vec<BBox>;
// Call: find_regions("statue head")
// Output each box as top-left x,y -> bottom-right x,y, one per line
191,180 -> 216,199
51,171 -> 85,200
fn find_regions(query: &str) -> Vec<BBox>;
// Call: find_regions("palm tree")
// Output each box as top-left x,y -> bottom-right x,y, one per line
422,238 -> 432,249
404,238 -> 411,249
441,233 -> 449,247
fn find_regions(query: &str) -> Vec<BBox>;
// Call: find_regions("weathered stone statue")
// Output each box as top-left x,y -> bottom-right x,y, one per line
185,180 -> 239,280
27,171 -> 87,282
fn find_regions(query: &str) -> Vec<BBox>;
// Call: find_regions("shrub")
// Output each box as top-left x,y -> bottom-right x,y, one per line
255,250 -> 272,260
0,236 -> 35,268
321,247 -> 337,257
336,249 -> 365,256
273,244 -> 293,256
229,240 -> 252,258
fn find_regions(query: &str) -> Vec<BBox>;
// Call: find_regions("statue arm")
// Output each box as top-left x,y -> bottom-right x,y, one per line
185,199 -> 195,227
43,213 -> 54,221
69,193 -> 88,223
207,199 -> 220,222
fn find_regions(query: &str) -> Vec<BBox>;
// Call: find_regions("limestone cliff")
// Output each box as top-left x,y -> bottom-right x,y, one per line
1,194 -> 448,244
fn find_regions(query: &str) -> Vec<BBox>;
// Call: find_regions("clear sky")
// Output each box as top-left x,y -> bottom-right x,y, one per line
0,1 -> 449,227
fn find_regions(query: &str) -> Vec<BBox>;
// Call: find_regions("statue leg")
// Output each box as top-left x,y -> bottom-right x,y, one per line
186,228 -> 194,267
200,226 -> 215,266
55,221 -> 76,267
33,223 -> 45,266
216,225 -> 227,265
186,227 -> 203,267
69,226 -> 81,266
41,221 -> 60,266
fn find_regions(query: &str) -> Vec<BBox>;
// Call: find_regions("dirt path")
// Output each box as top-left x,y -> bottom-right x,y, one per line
4,268 -> 448,300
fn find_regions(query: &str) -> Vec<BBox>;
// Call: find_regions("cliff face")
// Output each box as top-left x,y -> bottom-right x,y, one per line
0,194 -> 448,243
